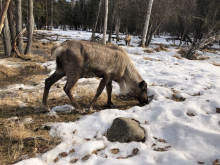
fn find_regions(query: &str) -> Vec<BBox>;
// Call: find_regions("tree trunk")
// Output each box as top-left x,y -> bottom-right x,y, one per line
85,1 -> 91,32
179,30 -> 186,47
8,0 -> 16,44
25,0 -> 34,54
108,0 -> 115,43
91,0 -> 102,42
184,32 -> 220,59
102,0 -> 108,45
142,0 -> 154,47
115,17 -> 120,41
0,0 -> 10,34
145,23 -> 152,47
114,0 -> 121,42
50,0 -> 53,30
46,0 -> 48,29
16,0 -> 24,55
146,19 -> 164,46
1,0 -> 12,57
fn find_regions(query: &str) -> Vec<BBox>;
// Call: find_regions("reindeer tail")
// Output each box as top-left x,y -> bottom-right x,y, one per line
51,44 -> 62,57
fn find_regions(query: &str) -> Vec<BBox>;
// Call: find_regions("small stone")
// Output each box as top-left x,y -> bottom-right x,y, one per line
154,147 -> 167,152
107,117 -> 145,143
70,158 -> 78,163
54,157 -> 59,163
82,155 -> 90,161
158,139 -> 167,143
164,146 -> 171,149
110,148 -> 119,154
69,149 -> 75,154
187,112 -> 195,116
58,152 -> 68,157
151,143 -> 156,147
132,148 -> 139,156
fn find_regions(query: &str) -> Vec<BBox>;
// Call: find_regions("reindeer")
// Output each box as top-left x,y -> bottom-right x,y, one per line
42,40 -> 148,113
125,34 -> 132,45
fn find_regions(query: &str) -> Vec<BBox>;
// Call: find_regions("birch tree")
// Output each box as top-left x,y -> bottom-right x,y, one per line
108,0 -> 115,43
91,0 -> 102,42
16,0 -> 24,55
142,0 -> 154,47
1,0 -> 12,57
114,0 -> 122,42
102,0 -> 108,45
50,0 -> 54,30
8,1 -> 16,45
25,0 -> 34,54
0,0 -> 10,34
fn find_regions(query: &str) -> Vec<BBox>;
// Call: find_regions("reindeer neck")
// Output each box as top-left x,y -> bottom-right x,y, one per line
123,59 -> 143,89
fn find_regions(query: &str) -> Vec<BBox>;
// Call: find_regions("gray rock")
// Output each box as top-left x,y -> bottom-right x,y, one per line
107,117 -> 145,143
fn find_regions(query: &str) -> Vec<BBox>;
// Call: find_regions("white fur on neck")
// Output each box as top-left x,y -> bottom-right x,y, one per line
118,79 -> 131,94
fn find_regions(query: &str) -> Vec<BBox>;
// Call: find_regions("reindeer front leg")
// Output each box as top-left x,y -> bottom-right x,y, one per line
106,81 -> 115,108
89,75 -> 112,112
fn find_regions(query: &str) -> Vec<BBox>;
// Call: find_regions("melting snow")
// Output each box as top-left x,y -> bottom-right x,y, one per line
12,29 -> 220,165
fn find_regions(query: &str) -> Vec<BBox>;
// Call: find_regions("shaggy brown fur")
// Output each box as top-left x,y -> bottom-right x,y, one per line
125,34 -> 132,45
42,40 -> 148,113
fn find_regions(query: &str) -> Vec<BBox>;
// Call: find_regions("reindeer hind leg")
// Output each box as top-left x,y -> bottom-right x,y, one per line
63,75 -> 83,113
42,70 -> 65,111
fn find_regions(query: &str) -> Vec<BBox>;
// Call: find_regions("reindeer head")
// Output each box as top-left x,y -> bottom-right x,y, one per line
132,80 -> 148,105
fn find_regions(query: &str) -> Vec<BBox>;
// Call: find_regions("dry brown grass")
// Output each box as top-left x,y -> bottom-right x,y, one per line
32,41 -> 57,56
212,62 -> 220,67
154,44 -> 168,52
0,118 -> 61,164
202,48 -> 218,54
143,57 -> 161,61
0,61 -> 47,88
178,48 -> 187,56
143,57 -> 153,61
22,53 -> 48,63
144,48 -> 154,53
0,65 -> 19,78
5,122 -> 32,141
173,55 -> 183,59
75,88 -> 107,106
1,121 -> 32,162
196,56 -> 210,60
178,49 -> 210,60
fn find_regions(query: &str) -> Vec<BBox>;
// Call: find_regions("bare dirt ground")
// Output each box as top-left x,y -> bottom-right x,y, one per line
0,36 -> 138,164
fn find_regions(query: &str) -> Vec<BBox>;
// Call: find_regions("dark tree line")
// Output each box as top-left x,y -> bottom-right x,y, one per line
31,0 -> 220,46
1,0 -> 220,58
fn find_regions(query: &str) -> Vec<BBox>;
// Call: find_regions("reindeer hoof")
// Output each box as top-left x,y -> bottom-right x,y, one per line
106,103 -> 115,108
40,104 -> 50,113
74,108 -> 87,114
87,107 -> 96,114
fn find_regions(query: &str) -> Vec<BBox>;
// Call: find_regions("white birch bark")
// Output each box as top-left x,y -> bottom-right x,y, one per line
0,0 -> 11,34
102,0 -> 108,45
142,0 -> 154,47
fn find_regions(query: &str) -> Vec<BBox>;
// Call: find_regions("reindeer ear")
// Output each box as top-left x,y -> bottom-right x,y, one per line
139,81 -> 147,90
